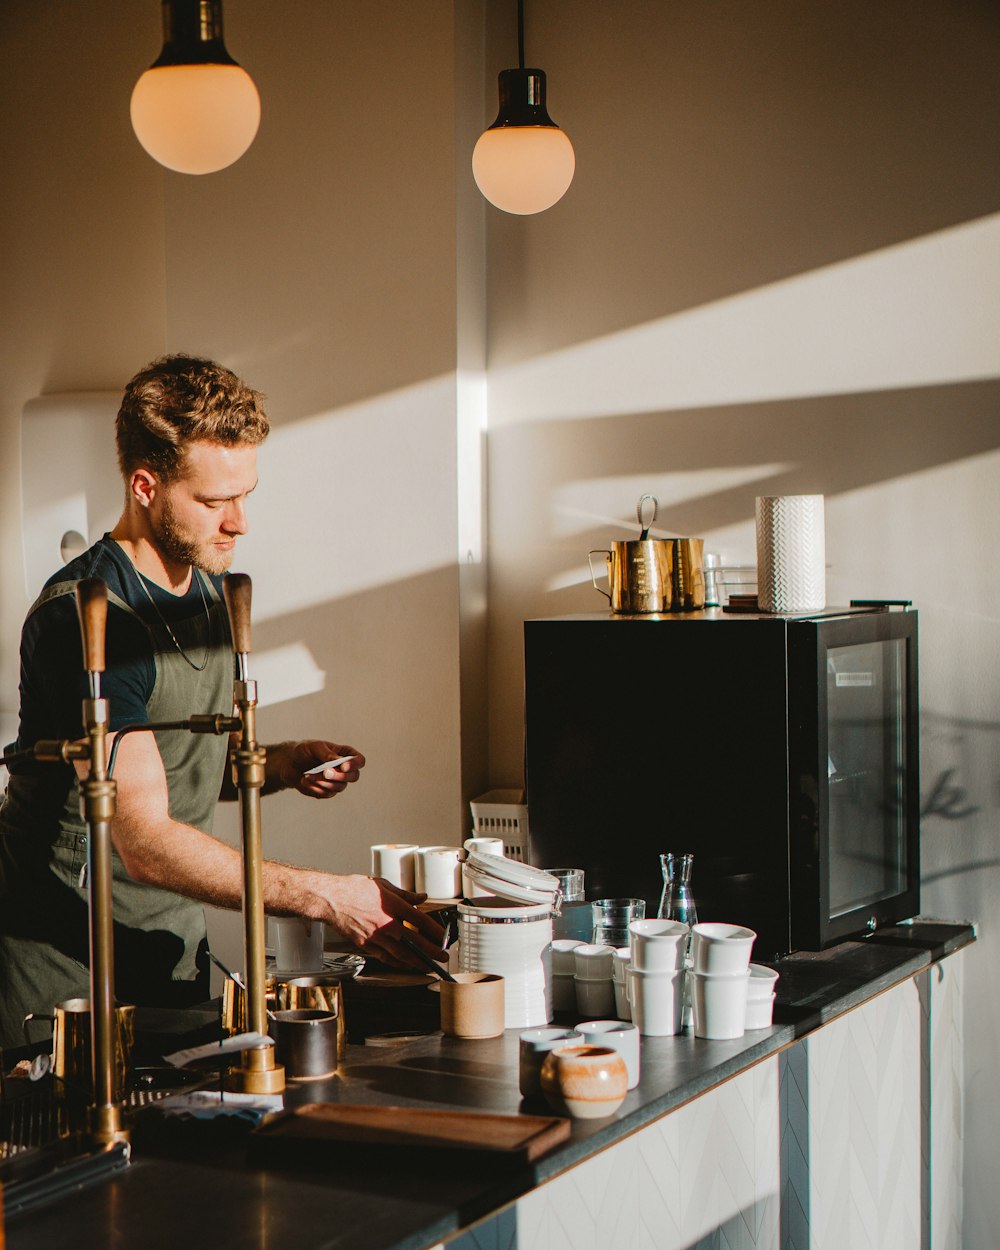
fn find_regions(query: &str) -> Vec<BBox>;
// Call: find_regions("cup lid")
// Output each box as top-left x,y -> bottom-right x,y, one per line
464,852 -> 562,906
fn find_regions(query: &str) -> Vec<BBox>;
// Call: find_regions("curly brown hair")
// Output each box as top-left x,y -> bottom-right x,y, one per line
116,354 -> 270,482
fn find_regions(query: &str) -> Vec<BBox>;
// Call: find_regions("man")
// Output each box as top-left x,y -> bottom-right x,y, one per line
0,354 -> 443,1050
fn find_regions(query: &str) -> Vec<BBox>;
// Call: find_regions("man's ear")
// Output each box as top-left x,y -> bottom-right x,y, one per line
129,468 -> 159,509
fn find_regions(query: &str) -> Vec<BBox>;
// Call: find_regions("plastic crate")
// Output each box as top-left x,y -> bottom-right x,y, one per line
469,789 -> 530,862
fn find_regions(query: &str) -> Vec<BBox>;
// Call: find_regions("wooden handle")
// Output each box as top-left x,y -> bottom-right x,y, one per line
75,578 -> 108,674
223,572 -> 253,654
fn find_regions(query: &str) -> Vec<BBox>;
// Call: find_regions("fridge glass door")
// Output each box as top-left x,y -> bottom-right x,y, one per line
826,637 -> 907,917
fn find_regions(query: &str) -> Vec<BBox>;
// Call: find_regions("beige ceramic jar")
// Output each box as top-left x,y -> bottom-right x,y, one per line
539,1044 -> 628,1119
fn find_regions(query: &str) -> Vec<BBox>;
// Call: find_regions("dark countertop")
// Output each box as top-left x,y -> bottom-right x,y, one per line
2,921 -> 975,1250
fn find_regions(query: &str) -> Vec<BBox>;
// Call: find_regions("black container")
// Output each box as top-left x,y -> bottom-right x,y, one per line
524,606 -> 919,961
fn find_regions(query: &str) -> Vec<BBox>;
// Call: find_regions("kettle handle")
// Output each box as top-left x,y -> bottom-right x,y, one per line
588,550 -> 613,602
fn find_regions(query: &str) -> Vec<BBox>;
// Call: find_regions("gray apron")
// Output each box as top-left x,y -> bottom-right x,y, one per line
0,573 -> 232,1051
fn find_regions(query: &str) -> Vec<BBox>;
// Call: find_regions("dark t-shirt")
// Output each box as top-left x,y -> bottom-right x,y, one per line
15,535 -> 226,754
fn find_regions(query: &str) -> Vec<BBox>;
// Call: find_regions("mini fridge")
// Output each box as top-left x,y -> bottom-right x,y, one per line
523,605 -> 919,960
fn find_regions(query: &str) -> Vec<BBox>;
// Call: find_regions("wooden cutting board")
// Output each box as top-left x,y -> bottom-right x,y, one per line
249,1103 -> 570,1167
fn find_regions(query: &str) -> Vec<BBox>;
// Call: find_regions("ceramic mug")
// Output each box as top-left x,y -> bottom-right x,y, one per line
539,1044 -> 628,1119
439,973 -> 505,1039
576,1020 -> 641,1089
518,1027 -> 582,1100
370,843 -> 419,891
272,917 -> 325,973
627,967 -> 684,1036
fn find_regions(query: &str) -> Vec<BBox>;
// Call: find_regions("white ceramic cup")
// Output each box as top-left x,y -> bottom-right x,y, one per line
416,846 -> 464,898
746,963 -> 779,1002
611,947 -> 631,983
370,843 -> 418,891
551,973 -> 578,1013
574,976 -> 615,1019
627,966 -> 684,1036
463,837 -> 505,897
690,969 -> 748,1040
690,923 -> 756,975
577,1020 -> 641,1089
613,977 -> 632,1022
272,917 -> 325,973
551,939 -> 586,974
518,1027 -> 582,1099
745,993 -> 776,1030
629,918 -> 690,972
573,944 -> 615,981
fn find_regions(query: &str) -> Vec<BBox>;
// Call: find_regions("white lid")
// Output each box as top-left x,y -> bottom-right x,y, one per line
464,852 -> 562,906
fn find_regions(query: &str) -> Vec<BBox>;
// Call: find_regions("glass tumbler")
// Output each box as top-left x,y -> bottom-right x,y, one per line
591,897 -> 646,948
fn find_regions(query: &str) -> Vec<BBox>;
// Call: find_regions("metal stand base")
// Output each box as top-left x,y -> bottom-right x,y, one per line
226,1064 -> 286,1095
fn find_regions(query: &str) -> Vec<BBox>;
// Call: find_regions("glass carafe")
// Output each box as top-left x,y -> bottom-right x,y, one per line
658,853 -> 698,926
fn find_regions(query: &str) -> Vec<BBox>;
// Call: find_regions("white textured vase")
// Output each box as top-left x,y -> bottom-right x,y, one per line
755,494 -> 826,612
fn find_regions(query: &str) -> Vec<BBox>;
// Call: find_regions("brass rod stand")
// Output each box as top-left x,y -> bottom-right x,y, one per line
75,579 -> 129,1147
223,573 -> 285,1094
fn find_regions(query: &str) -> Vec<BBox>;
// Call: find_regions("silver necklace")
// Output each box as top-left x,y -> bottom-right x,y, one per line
135,567 -> 213,671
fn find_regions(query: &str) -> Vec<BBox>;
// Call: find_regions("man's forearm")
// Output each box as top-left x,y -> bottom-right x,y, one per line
115,810 -> 328,918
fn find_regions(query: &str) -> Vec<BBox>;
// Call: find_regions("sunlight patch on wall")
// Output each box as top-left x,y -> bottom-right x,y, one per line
489,214 -> 1000,426
250,642 -> 326,707
236,374 -> 460,624
20,393 -> 121,597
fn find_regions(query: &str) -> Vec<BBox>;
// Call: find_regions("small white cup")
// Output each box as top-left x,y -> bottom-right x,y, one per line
272,917 -> 325,973
551,939 -> 586,974
519,1027 -> 582,1099
611,947 -> 631,984
690,969 -> 748,1040
613,977 -> 632,1021
416,846 -> 464,898
573,944 -> 615,981
370,843 -> 418,891
574,976 -> 615,1019
627,967 -> 684,1036
745,993 -> 776,1030
551,973 -> 578,1013
629,919 -> 690,972
463,837 -> 505,897
577,1020 -> 641,1089
690,923 -> 756,975
746,963 -> 779,1002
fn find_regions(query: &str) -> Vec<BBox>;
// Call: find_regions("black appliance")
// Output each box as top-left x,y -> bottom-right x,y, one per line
524,605 -> 919,960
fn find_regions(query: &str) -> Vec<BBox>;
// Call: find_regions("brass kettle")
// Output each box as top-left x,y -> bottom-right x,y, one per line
588,495 -> 705,613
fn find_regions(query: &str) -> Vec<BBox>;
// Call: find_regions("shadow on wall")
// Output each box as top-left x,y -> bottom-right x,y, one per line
487,0 -> 1000,367
491,376 -> 1000,554
486,378 -> 1000,721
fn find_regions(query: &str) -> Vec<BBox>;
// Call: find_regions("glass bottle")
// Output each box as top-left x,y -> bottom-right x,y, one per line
658,853 -> 698,926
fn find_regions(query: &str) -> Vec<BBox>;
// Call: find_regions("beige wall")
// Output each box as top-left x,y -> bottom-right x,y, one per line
1,0 -> 998,1241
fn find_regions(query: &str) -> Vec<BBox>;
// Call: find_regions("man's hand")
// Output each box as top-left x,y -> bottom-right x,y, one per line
269,740 -> 366,798
317,875 -> 447,971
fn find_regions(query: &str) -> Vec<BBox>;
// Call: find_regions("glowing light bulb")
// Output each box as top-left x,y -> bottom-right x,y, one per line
131,0 -> 260,176
473,125 -> 575,215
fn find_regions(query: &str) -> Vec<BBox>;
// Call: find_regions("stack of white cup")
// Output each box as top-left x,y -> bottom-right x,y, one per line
627,919 -> 689,1036
689,923 -> 756,1039
573,944 -> 615,1018
550,939 -> 585,1012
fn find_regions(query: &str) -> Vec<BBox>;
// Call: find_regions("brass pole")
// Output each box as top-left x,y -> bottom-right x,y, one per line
75,578 -> 129,1146
222,573 -> 285,1094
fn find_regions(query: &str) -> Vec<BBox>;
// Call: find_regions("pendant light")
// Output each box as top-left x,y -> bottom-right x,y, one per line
131,0 -> 260,175
472,0 -> 575,215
